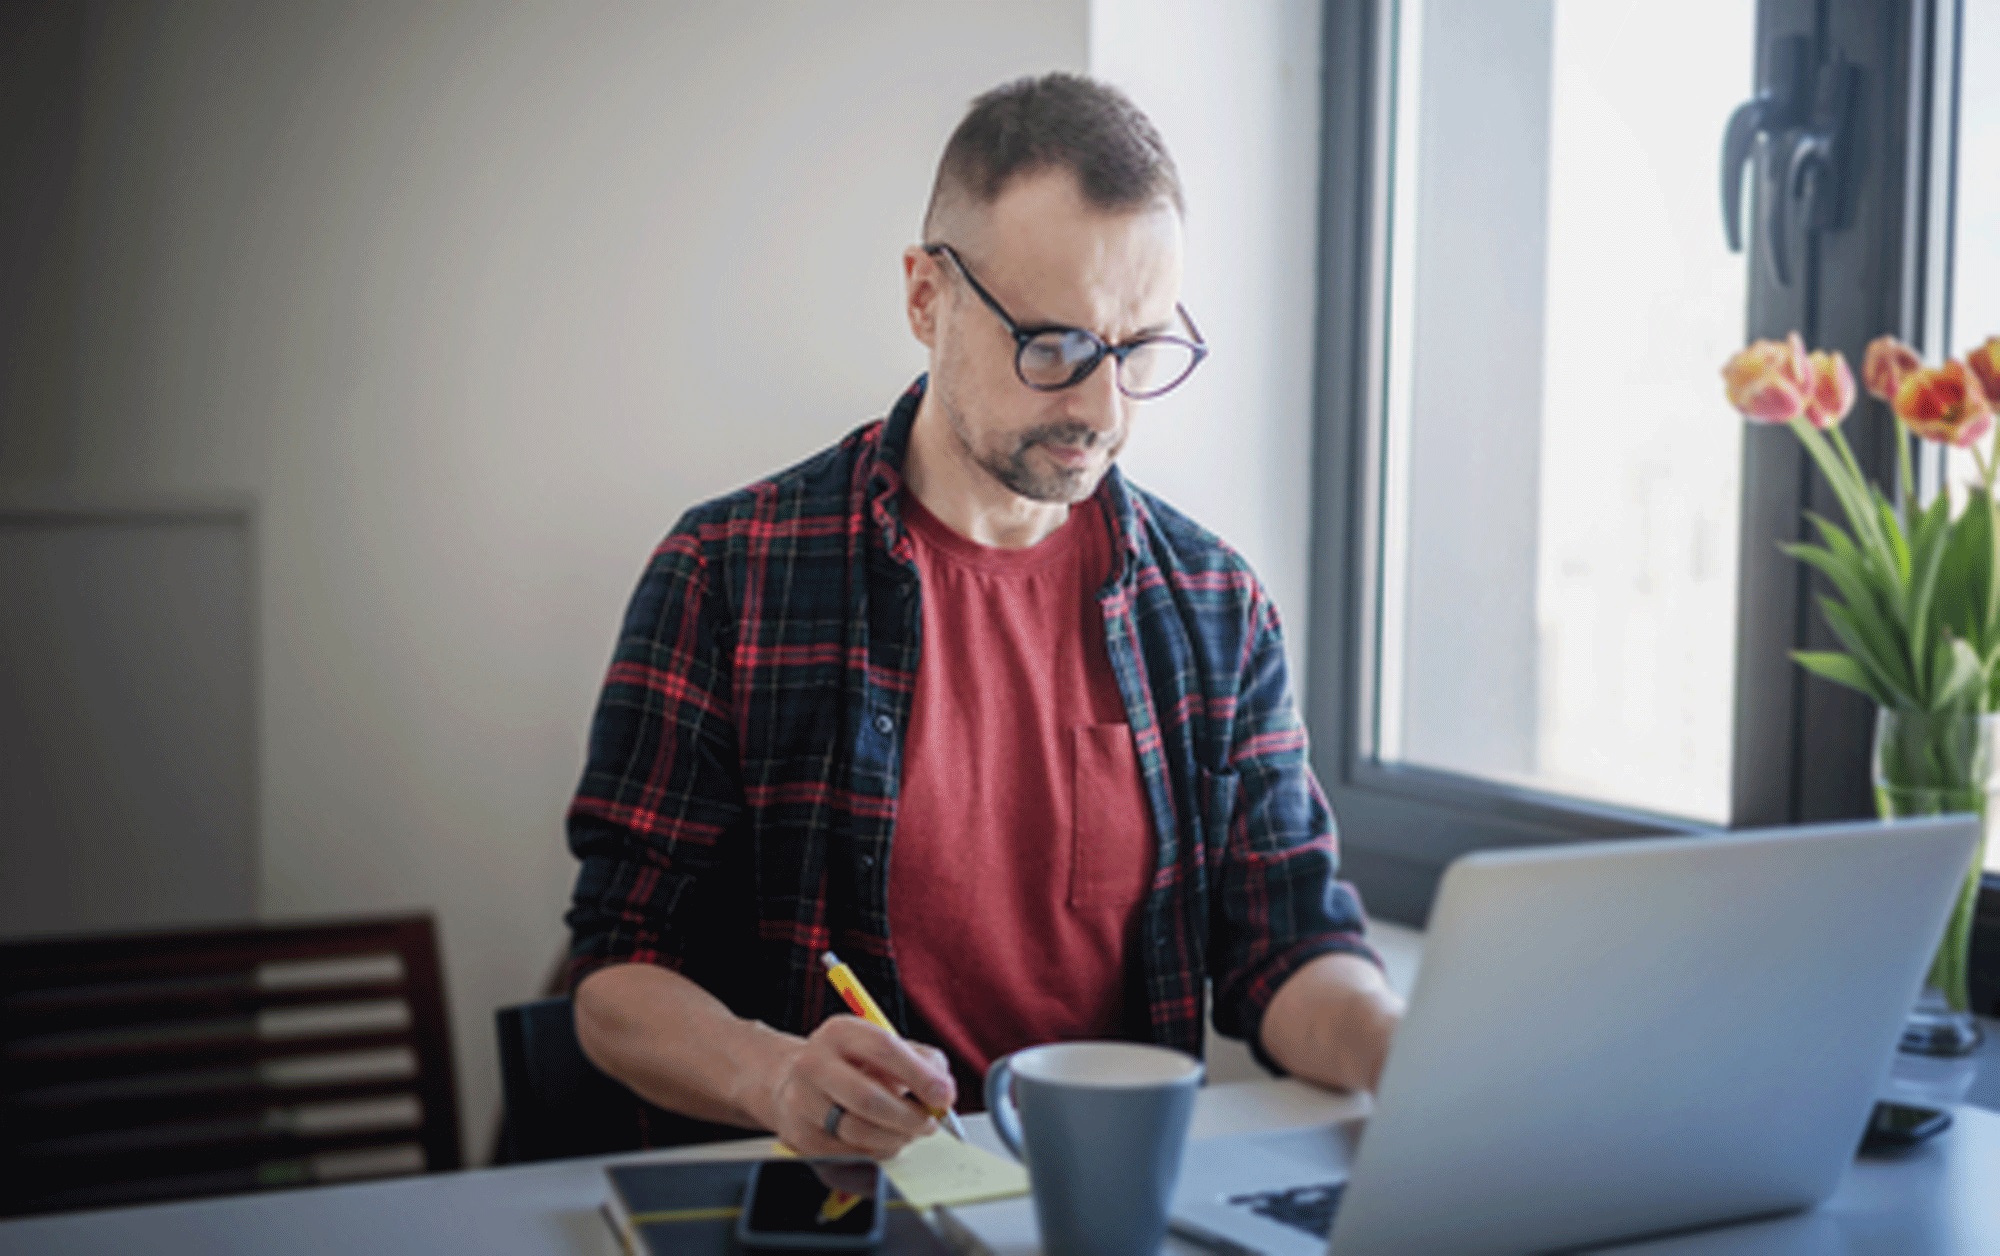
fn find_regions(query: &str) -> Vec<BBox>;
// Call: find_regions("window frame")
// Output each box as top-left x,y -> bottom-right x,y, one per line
1306,0 -> 1999,997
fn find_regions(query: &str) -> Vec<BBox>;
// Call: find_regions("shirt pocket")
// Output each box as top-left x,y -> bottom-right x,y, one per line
1068,723 -> 1156,910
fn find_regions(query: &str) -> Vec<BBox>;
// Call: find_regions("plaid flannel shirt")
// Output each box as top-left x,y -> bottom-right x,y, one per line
565,378 -> 1375,1069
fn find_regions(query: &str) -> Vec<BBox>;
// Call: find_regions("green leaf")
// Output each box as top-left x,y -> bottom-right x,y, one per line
1878,492 -> 1913,588
1795,421 -> 1896,576
1792,650 -> 1888,703
1906,491 -> 1957,692
1929,637 -> 1986,712
1819,597 -> 1918,708
1781,540 -> 1867,607
1786,544 -> 1916,696
1806,512 -> 1904,621
1804,513 -> 1905,619
1987,488 -> 2000,644
1933,489 -> 1994,656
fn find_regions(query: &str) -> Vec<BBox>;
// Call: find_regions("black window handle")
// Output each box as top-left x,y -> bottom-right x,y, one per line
1721,35 -> 1811,253
1766,58 -> 1860,288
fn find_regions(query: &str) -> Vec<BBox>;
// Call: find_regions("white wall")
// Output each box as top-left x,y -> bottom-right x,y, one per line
1089,0 -> 1327,685
22,0 -> 1088,1160
8,0 -> 1329,1150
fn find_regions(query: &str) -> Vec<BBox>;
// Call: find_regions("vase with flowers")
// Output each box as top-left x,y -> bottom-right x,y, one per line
1723,330 -> 2000,1055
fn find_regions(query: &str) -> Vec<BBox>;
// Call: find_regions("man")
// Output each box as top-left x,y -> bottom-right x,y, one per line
565,73 -> 1402,1161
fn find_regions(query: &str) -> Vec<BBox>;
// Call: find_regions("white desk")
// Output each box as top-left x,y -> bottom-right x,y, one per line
5,1059 -> 2000,1256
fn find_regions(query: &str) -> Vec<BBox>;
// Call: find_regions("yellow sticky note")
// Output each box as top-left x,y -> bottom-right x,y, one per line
880,1132 -> 1030,1210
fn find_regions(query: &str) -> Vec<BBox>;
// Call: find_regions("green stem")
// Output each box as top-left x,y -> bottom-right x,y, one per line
1881,711 -> 1990,1014
1897,426 -> 1916,529
1796,420 -> 1889,560
1831,423 -> 1870,494
1989,485 -> 2000,659
1927,855 -> 1984,1013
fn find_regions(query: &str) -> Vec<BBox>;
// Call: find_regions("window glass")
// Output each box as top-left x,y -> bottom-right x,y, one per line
1375,0 -> 1752,822
1951,0 -> 2000,871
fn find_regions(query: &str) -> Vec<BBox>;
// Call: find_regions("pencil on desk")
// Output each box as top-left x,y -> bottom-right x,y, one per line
820,950 -> 970,1142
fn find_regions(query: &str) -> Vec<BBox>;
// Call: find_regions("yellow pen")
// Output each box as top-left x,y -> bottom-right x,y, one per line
821,950 -> 969,1141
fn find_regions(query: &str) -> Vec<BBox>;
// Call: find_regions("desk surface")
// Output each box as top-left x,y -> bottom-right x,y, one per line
7,1055 -> 2000,1256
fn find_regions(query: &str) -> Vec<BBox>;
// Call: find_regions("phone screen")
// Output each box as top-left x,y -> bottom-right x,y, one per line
744,1160 -> 882,1239
1871,1102 -> 1949,1138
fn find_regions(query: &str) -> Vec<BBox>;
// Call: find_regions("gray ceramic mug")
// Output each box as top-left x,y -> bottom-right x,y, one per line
984,1041 -> 1203,1256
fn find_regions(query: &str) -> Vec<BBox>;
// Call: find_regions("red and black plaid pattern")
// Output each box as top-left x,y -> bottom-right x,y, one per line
565,379 -> 1375,1069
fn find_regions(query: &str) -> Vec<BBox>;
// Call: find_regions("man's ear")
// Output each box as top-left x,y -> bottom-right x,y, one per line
903,246 -> 944,349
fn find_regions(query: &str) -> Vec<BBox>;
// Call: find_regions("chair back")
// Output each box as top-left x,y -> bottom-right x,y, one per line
494,995 -> 749,1162
0,914 -> 459,1216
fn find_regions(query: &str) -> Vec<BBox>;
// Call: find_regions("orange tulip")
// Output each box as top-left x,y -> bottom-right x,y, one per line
1892,359 -> 1995,449
1863,335 -> 1923,402
1801,350 -> 1856,429
1723,333 -> 1811,423
1966,336 -> 2000,408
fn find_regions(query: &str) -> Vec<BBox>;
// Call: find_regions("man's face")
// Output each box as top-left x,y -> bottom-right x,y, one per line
908,169 -> 1185,505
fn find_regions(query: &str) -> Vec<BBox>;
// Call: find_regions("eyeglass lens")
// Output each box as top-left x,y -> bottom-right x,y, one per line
1016,330 -> 1200,399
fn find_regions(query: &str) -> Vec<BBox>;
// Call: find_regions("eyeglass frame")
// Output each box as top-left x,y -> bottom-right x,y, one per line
921,242 -> 1209,399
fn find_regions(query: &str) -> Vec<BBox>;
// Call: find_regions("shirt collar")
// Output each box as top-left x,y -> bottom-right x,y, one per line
866,375 -> 1148,585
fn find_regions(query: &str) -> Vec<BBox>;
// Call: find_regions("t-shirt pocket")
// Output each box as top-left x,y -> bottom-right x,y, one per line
1068,722 -> 1156,910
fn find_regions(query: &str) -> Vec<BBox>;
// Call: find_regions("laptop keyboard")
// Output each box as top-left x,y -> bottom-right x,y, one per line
1227,1182 -> 1346,1239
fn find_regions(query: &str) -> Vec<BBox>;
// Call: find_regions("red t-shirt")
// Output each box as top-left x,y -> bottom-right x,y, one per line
887,491 -> 1156,1096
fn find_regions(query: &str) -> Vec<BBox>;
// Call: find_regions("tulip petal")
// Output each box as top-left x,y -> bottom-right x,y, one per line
1803,350 -> 1857,429
1864,335 -> 1923,403
1893,359 -> 1997,448
1723,337 -> 1809,424
1966,336 -> 2000,407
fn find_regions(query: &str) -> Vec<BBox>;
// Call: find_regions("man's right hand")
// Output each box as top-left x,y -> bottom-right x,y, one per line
755,1015 -> 958,1159
573,962 -> 959,1160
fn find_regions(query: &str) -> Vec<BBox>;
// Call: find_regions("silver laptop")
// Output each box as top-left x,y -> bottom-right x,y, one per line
1171,816 -> 1979,1256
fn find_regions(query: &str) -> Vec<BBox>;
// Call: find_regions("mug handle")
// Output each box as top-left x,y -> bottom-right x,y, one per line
983,1054 -> 1026,1163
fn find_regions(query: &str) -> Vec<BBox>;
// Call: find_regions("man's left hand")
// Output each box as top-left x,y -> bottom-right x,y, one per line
1259,951 -> 1405,1093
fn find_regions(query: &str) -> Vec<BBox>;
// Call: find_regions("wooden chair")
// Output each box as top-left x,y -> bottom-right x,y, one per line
0,914 -> 460,1217
493,995 -> 751,1163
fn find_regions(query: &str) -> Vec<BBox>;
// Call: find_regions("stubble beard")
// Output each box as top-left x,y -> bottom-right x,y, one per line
938,388 -> 1121,506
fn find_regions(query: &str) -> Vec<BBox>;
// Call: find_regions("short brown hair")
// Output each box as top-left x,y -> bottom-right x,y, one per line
922,73 -> 1183,238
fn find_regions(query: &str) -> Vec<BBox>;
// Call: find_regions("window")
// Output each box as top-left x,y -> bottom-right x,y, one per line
1308,0 -> 1983,941
1952,0 -> 2000,874
1373,0 -> 1751,823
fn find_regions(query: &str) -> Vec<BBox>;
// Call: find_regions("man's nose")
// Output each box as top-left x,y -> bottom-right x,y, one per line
1064,354 -> 1125,438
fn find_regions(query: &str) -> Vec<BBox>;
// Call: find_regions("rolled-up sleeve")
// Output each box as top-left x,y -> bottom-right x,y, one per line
564,520 -> 743,986
1207,598 -> 1378,1070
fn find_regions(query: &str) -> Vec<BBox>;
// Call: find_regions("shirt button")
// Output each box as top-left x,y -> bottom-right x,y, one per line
873,713 -> 895,736
859,854 -> 877,871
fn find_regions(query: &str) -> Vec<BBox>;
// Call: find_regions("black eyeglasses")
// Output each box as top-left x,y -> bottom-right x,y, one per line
923,243 -> 1208,400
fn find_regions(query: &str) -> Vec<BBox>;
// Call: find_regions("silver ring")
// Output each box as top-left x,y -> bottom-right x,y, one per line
823,1101 -> 846,1139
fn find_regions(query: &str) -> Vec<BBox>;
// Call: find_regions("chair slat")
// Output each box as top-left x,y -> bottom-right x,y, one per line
6,1027 -> 421,1086
7,1076 -> 424,1141
7,1044 -> 418,1107
0,914 -> 460,1217
19,1142 -> 428,1215
12,1129 -> 433,1205
1,979 -> 411,1033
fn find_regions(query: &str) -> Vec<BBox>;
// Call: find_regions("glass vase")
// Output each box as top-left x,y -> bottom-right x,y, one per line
1871,707 -> 1993,1056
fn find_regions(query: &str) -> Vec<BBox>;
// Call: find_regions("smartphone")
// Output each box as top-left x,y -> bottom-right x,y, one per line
736,1158 -> 887,1251
1858,1100 -> 1952,1154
